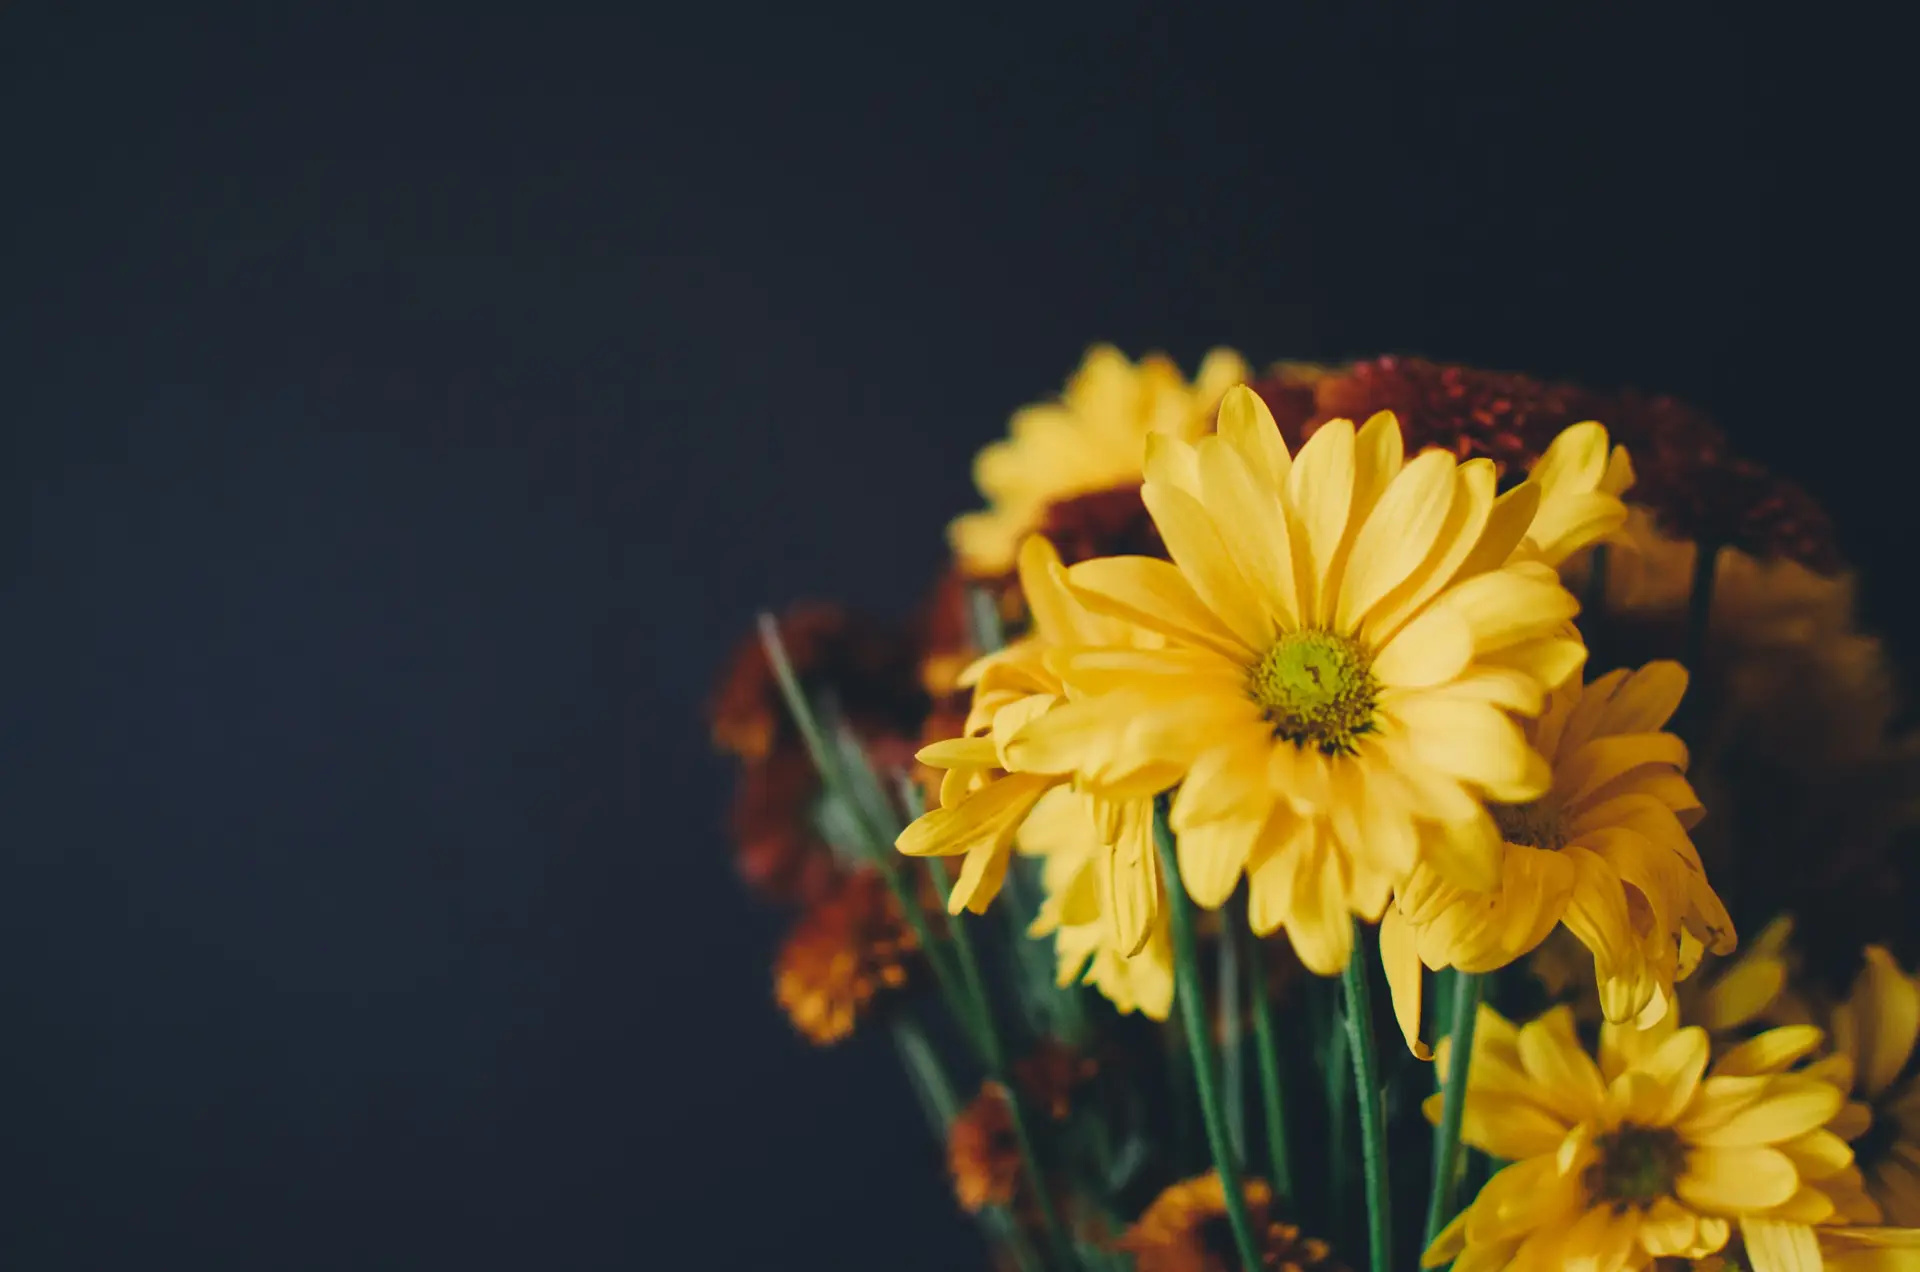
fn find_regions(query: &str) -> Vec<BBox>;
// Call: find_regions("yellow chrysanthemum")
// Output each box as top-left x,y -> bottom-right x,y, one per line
1383,660 -> 1736,1054
898,536 -> 1166,944
950,345 -> 1249,577
1019,785 -> 1173,1020
1424,1004 -> 1853,1272
1827,948 -> 1920,1226
1008,389 -> 1619,974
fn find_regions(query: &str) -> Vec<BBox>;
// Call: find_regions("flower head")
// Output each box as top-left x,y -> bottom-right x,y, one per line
772,867 -> 920,1044
1118,1173 -> 1346,1272
949,1082 -> 1023,1212
1424,1004 -> 1856,1271
1011,389 -> 1620,973
951,345 -> 1248,577
1384,660 -> 1736,1053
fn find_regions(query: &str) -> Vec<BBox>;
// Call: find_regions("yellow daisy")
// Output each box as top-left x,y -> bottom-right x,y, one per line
1009,389 -> 1611,974
1827,947 -> 1920,1225
950,345 -> 1249,577
1019,785 -> 1173,1020
898,535 -> 1167,944
1423,1004 -> 1851,1272
1535,914 -> 1802,1035
1383,660 -> 1736,1054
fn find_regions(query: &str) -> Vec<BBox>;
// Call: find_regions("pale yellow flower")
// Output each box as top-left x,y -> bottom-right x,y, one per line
1384,660 -> 1736,1054
950,345 -> 1248,577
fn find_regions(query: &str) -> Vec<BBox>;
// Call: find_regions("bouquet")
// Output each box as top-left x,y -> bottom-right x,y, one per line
709,348 -> 1920,1271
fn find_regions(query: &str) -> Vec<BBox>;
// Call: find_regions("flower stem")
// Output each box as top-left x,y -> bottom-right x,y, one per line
1153,800 -> 1265,1271
1341,919 -> 1392,1272
1243,924 -> 1295,1209
757,615 -> 976,1046
1424,970 -> 1484,1247
923,855 -> 1073,1270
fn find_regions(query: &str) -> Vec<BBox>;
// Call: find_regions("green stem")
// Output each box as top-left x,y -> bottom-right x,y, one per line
1220,899 -> 1246,1163
1424,970 -> 1484,1247
924,856 -> 1072,1269
757,615 -> 975,1047
1154,801 -> 1265,1271
1341,920 -> 1392,1272
1244,926 -> 1295,1209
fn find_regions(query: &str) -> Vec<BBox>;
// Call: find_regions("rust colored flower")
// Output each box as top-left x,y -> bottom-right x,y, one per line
1012,1039 -> 1098,1122
949,1082 -> 1023,1212
728,746 -> 841,904
1256,355 -> 1839,572
772,868 -> 919,1045
1118,1173 -> 1346,1272
1035,484 -> 1166,566
708,603 -> 929,761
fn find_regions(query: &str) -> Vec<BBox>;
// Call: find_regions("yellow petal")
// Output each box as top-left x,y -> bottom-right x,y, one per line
1362,457 -> 1497,647
949,831 -> 1015,914
1687,1075 -> 1844,1148
1740,1217 -> 1822,1272
1676,1146 -> 1799,1213
1142,477 -> 1275,651
1099,802 -> 1162,957
1391,695 -> 1552,802
1555,733 -> 1691,807
1432,566 -> 1582,654
1852,947 -> 1920,1099
1714,1026 -> 1828,1079
1338,447 -> 1457,633
1196,433 -> 1300,628
1635,1197 -> 1698,1257
1371,603 -> 1475,688
1065,556 -> 1252,661
915,736 -> 1001,770
1456,479 -> 1543,580
1517,1006 -> 1608,1123
1635,1025 -> 1712,1125
1381,905 -> 1430,1058
897,771 -> 1055,860
1215,383 -> 1292,489
1286,416 -> 1356,625
1557,1203 -> 1639,1272
1173,815 -> 1257,910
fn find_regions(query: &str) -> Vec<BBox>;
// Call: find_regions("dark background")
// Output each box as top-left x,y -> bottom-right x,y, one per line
1,6 -> 1907,1269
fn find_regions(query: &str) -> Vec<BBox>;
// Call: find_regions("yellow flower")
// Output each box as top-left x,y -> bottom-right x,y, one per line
1010,389 -> 1613,974
1423,1004 -> 1852,1272
1383,660 -> 1736,1054
1827,947 -> 1920,1226
1019,785 -> 1173,1020
898,535 -> 1164,942
1536,914 -> 1802,1036
950,345 -> 1249,577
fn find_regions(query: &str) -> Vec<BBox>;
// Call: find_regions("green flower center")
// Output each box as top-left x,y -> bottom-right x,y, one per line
1249,630 -> 1379,756
1587,1124 -> 1687,1209
1491,799 -> 1568,852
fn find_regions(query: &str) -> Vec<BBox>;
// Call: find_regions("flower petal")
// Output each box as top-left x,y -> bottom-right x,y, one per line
1677,1146 -> 1799,1213
1065,556 -> 1252,660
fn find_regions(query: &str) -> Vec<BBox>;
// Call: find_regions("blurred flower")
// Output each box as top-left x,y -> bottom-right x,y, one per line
772,867 -> 919,1045
1262,356 -> 1839,572
1424,1004 -> 1852,1269
1384,660 -> 1734,1054
1654,1222 -> 1920,1272
1021,785 -> 1175,1021
1012,1037 -> 1099,1122
950,345 -> 1248,578
708,602 -> 928,762
949,1082 -> 1023,1212
1118,1172 -> 1345,1272
727,746 -> 842,905
1827,948 -> 1920,1225
1581,510 -> 1920,980
1013,393 -> 1606,974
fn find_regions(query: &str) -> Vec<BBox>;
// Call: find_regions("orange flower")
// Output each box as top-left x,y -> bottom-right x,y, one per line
727,747 -> 840,904
1119,1173 -> 1346,1272
949,1083 -> 1023,1212
772,869 -> 919,1045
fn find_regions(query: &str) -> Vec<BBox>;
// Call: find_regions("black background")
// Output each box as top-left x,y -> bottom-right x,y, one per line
2,6 -> 1908,1270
